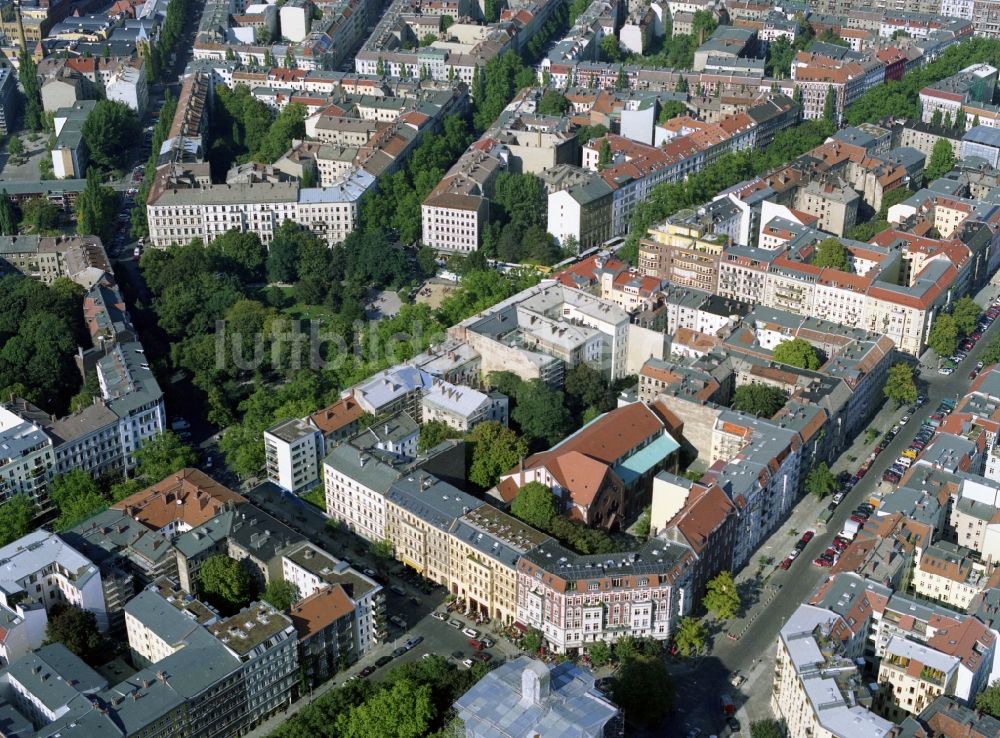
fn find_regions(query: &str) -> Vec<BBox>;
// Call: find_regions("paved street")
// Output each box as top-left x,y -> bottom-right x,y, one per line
670,280 -> 1000,738
241,485 -> 526,738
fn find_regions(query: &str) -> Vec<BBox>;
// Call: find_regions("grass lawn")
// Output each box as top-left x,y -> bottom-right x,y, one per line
300,485 -> 326,512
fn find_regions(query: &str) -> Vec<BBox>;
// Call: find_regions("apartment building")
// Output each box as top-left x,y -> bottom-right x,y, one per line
0,67 -> 18,135
448,505 -> 552,624
772,604 -> 893,738
515,537 -> 694,653
638,210 -> 729,291
281,541 -> 385,657
0,531 -> 109,634
124,587 -> 297,734
264,418 -> 324,493
0,405 -> 54,511
421,144 -> 503,253
385,474 -> 484,586
913,540 -> 996,612
449,281 -> 633,385
146,170 -> 373,248
919,63 -> 998,125
0,234 -> 111,287
51,100 -> 95,179
875,636 -> 960,721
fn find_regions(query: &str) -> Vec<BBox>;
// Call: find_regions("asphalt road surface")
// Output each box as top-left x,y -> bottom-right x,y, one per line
666,282 -> 1000,737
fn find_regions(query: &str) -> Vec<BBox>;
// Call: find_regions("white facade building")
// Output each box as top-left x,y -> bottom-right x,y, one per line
264,418 -> 323,493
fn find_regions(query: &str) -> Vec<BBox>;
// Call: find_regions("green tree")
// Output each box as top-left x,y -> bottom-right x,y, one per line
931,109 -> 943,127
18,48 -> 44,131
596,138 -> 612,171
657,100 -> 687,124
368,538 -> 394,564
806,462 -> 837,499
877,185 -> 913,220
766,35 -> 794,77
750,719 -> 786,738
266,220 -> 302,282
521,627 -> 543,653
133,431 -> 198,484
467,421 -> 528,488
925,138 -> 956,182
0,191 -> 17,235
75,168 -> 120,243
537,89 -> 570,116
883,363 -> 918,407
511,380 -> 573,447
50,470 -> 107,530
951,296 -> 980,335
812,237 -> 850,271
587,640 -> 611,667
773,338 -> 821,370
976,679 -> 1000,718
82,99 -> 141,171
691,9 -> 717,40
417,420 -> 459,452
7,135 -> 23,161
599,34 -> 622,62
612,656 -> 674,728
823,84 -> 836,124
704,571 -> 740,620
335,679 -> 435,738
0,495 -> 35,546
731,384 -> 787,418
927,313 -> 959,357
254,102 -> 306,163
215,229 -> 268,282
510,481 -> 557,530
44,604 -> 102,663
198,554 -> 256,612
263,578 -> 299,611
673,616 -> 705,657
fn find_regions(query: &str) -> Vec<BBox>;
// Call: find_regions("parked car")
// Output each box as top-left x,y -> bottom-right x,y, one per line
813,556 -> 833,567
849,514 -> 867,525
432,611 -> 447,621
472,652 -> 492,663
781,556 -> 794,570
392,647 -> 407,657
461,658 -> 474,669
359,666 -> 376,677
462,627 -> 480,639
448,619 -> 463,629
832,492 -> 844,504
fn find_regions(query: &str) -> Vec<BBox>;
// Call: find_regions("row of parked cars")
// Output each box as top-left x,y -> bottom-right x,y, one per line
939,302 -> 1000,375
882,398 -> 956,486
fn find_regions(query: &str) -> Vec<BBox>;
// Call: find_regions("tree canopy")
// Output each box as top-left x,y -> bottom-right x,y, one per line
805,462 -> 837,500
773,338 -> 821,370
812,238 -> 850,271
673,616 -> 705,657
510,481 -> 558,530
76,168 -> 120,243
976,679 -> 1000,718
50,470 -> 107,531
132,431 -> 199,485
925,138 -> 956,183
703,571 -> 740,619
0,495 -> 35,546
82,100 -> 141,171
44,604 -> 102,664
883,363 -> 918,407
467,421 -> 528,489
951,297 -> 981,336
731,384 -> 788,418
927,314 -> 959,357
537,90 -> 570,116
611,656 -> 674,728
263,579 -> 299,611
198,554 -> 257,613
